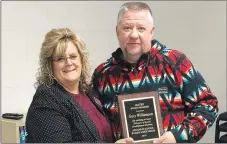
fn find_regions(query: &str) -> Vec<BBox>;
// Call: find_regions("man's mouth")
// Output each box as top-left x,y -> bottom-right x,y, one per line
127,43 -> 140,45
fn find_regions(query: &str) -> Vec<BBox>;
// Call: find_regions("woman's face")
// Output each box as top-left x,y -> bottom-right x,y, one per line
52,41 -> 82,87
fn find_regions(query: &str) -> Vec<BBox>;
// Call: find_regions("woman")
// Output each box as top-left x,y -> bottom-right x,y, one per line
25,28 -> 115,143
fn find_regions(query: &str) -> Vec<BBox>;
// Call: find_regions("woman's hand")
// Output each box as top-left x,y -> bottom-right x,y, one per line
153,131 -> 176,143
115,137 -> 134,143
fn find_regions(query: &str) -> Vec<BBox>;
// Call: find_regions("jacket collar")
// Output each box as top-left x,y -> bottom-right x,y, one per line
53,82 -> 105,114
110,39 -> 164,72
51,82 -> 102,140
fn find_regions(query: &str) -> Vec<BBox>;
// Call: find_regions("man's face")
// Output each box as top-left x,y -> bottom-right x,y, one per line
116,10 -> 154,62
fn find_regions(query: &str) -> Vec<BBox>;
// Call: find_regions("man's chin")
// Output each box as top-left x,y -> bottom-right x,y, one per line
126,48 -> 142,53
127,50 -> 142,57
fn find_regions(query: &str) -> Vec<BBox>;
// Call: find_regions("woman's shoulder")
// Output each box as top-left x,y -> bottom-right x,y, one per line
35,84 -> 53,95
35,82 -> 61,94
33,84 -> 58,101
34,83 -> 71,102
29,84 -> 65,111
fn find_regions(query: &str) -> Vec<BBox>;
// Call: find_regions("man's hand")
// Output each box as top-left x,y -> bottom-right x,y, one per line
115,137 -> 134,143
153,131 -> 176,143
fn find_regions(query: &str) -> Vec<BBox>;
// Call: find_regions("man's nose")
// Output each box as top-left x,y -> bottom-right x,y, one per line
129,27 -> 139,39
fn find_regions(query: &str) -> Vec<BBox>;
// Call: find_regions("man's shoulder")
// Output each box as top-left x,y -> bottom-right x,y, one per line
93,59 -> 114,74
158,47 -> 185,57
151,39 -> 186,58
156,46 -> 187,63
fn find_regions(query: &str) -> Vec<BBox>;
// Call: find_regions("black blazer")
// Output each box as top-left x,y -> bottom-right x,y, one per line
26,82 -> 112,143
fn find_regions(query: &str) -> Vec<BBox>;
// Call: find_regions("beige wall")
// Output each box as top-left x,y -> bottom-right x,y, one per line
2,1 -> 226,143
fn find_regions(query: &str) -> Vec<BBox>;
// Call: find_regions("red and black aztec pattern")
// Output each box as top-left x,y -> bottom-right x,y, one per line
92,39 -> 218,143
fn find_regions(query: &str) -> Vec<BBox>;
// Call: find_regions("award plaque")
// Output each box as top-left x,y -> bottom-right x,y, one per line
117,91 -> 164,143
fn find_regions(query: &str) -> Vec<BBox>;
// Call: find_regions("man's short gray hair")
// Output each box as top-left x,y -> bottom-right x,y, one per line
117,2 -> 154,24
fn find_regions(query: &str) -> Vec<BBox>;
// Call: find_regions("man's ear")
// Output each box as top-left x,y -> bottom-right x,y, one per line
151,26 -> 155,34
151,26 -> 155,37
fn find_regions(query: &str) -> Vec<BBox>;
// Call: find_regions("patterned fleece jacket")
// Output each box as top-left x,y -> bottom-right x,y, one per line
92,39 -> 218,143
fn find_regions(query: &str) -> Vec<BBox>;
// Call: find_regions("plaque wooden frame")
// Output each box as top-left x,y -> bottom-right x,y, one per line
117,91 -> 164,143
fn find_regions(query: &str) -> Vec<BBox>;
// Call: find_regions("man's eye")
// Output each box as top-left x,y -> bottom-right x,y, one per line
124,27 -> 131,30
138,27 -> 145,31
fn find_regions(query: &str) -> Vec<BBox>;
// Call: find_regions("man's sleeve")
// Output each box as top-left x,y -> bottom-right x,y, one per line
91,65 -> 104,101
170,52 -> 218,143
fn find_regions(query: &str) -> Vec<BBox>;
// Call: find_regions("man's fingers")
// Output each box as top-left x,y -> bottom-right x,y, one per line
115,137 -> 134,143
153,136 -> 166,143
115,139 -> 126,143
125,137 -> 134,143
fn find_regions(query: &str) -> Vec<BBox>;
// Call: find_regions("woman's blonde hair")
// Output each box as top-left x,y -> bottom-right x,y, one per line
35,28 -> 91,93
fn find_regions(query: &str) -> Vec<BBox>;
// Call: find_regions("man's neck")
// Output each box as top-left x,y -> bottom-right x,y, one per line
124,54 -> 141,64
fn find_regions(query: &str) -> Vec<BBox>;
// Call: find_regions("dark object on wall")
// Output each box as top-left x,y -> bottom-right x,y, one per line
215,111 -> 227,143
2,113 -> 24,120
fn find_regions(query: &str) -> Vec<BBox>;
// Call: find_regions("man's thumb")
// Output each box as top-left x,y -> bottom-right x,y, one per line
153,136 -> 165,143
125,137 -> 134,143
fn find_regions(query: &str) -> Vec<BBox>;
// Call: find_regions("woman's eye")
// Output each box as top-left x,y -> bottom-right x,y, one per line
54,57 -> 65,62
70,55 -> 77,59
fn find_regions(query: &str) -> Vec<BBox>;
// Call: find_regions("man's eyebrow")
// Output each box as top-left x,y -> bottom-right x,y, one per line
121,23 -> 130,26
122,22 -> 145,26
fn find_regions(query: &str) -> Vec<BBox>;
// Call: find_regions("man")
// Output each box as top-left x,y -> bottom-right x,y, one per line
92,2 -> 218,143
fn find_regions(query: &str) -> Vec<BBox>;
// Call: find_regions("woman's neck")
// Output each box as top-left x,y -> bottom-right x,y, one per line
60,81 -> 80,94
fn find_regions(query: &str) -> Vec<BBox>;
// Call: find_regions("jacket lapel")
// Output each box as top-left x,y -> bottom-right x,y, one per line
53,83 -> 101,141
88,89 -> 106,116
